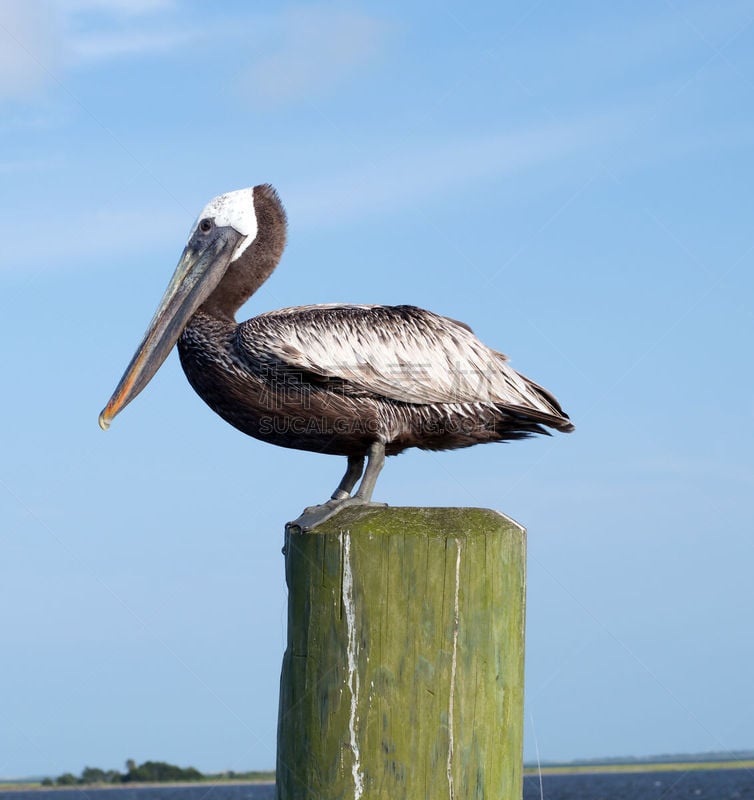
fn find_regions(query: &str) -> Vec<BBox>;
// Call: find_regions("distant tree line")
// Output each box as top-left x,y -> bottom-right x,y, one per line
39,760 -> 275,787
41,759 -> 203,786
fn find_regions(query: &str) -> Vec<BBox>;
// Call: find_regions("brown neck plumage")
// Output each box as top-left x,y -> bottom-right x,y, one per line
199,184 -> 287,322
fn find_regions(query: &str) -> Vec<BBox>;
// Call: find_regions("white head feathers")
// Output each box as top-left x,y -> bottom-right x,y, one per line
190,187 -> 258,261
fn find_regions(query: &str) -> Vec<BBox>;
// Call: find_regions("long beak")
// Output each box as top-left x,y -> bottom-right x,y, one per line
98,228 -> 241,430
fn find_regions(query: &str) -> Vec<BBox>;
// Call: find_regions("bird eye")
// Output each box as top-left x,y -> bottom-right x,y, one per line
199,218 -> 213,233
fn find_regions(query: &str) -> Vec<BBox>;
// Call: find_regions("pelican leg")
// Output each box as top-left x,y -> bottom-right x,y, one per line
288,442 -> 387,532
353,441 -> 385,502
330,455 -> 365,501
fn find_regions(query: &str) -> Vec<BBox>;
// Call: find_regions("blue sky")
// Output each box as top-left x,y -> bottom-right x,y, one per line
2,0 -> 754,778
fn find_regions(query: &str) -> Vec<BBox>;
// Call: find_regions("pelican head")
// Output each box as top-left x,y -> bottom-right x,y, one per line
98,187 -> 258,431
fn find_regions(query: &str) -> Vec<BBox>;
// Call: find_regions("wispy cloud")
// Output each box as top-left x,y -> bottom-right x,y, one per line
0,2 -> 66,99
284,111 -> 626,228
0,0 -> 188,100
55,0 -> 177,17
69,29 -> 197,63
241,5 -> 390,106
2,3 -> 388,103
1,113 -> 609,271
0,206 -> 186,272
0,157 -> 65,174
62,0 -> 195,63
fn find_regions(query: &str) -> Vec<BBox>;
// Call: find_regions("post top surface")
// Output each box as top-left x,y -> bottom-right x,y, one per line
288,505 -> 525,537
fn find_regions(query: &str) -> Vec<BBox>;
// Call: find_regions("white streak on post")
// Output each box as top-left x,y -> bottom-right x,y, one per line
447,539 -> 462,799
342,531 -> 364,799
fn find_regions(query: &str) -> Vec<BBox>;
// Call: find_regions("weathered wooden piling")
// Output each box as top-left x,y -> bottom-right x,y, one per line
276,506 -> 526,800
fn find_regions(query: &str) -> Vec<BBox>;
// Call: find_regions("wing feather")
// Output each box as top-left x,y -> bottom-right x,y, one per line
237,304 -> 568,421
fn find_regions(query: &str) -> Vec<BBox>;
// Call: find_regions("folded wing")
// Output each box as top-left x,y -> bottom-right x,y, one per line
237,304 -> 572,430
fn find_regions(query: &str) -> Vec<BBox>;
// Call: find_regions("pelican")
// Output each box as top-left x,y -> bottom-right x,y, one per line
100,185 -> 573,527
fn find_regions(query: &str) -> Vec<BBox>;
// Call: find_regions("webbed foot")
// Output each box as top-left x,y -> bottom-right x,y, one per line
287,497 -> 388,533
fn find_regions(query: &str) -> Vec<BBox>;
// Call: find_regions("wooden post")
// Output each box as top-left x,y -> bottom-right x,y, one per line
276,506 -> 526,800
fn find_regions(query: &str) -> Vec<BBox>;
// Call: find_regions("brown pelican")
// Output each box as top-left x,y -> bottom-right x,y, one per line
100,185 -> 573,527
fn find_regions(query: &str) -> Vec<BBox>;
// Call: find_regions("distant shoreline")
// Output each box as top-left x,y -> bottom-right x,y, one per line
3,760 -> 754,790
523,759 -> 754,777
0,780 -> 275,792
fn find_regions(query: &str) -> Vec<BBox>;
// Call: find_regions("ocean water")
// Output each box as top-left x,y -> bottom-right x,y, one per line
3,769 -> 753,800
522,767 -> 754,799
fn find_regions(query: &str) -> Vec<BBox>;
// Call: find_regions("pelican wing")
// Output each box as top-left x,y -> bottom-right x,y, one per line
237,304 -> 570,422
